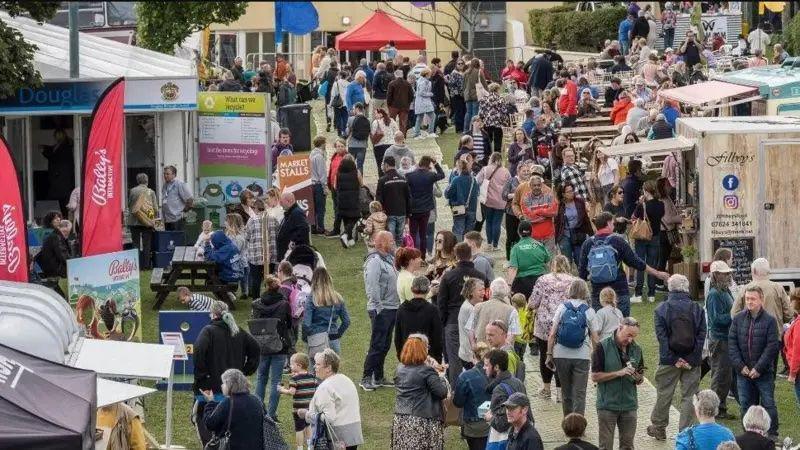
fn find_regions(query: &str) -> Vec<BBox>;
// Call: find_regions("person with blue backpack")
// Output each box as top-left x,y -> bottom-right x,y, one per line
578,212 -> 669,318
545,279 -> 600,417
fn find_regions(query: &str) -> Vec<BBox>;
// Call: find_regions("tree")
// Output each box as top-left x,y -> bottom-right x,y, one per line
0,1 -> 59,98
135,2 -> 248,55
363,2 -> 481,53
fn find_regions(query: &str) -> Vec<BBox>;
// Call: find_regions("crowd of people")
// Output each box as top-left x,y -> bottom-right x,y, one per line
38,3 -> 800,449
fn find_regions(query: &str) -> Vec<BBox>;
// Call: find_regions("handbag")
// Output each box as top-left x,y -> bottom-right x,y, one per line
262,414 -> 289,450
370,124 -> 384,146
307,308 -> 335,359
313,413 -> 343,450
451,177 -> 475,216
204,397 -> 234,450
629,203 -> 653,241
662,218 -> 680,246
478,165 -> 501,205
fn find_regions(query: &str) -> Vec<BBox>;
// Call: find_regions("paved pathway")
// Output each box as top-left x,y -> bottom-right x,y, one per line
312,102 -> 680,448
522,352 -> 680,449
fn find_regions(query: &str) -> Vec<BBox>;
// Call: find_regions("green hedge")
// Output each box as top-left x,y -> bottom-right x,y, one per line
786,13 -> 800,55
529,5 -> 627,52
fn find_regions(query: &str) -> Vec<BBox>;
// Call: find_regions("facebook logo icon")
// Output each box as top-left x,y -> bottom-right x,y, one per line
722,174 -> 739,191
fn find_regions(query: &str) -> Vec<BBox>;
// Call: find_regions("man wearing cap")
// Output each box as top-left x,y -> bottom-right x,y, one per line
592,317 -> 645,450
376,155 -> 411,246
504,392 -> 544,450
506,220 -> 551,300
705,260 -> 736,420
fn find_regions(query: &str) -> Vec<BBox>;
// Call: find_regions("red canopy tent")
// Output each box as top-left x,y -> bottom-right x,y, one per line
335,10 -> 427,51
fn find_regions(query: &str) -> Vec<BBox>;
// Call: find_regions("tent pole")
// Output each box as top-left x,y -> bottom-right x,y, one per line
165,374 -> 174,448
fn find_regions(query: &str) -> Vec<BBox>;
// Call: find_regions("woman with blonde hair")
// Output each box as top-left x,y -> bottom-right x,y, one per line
391,334 -> 448,450
303,267 -> 351,362
528,254 -> 575,402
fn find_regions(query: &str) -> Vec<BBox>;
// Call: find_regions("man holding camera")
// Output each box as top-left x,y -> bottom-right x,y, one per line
679,30 -> 702,69
592,317 -> 645,450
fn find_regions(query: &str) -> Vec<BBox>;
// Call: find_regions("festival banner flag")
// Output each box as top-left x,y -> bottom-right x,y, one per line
81,77 -> 125,257
0,135 -> 28,282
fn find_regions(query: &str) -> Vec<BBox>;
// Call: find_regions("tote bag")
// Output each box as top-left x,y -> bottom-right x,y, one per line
629,203 -> 653,241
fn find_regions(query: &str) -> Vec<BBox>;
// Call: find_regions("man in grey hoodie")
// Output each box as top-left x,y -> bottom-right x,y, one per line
382,131 -> 416,168
361,231 -> 399,391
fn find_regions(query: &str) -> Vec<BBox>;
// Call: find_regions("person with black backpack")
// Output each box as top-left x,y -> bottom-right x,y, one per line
346,102 -> 371,173
647,274 -> 707,441
250,275 -> 293,421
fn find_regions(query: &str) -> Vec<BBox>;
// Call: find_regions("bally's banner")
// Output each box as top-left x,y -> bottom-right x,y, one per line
277,154 -> 314,221
0,135 -> 28,282
68,249 -> 141,342
198,92 -> 268,227
81,78 -> 124,257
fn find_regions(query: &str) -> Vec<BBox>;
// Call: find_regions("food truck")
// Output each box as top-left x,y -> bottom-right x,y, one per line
603,115 -> 800,287
660,64 -> 800,118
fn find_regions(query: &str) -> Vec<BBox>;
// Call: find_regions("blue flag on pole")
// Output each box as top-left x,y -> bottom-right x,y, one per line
275,2 -> 319,46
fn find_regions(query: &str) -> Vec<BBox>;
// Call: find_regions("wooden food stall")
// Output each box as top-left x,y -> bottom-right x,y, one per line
602,116 -> 800,286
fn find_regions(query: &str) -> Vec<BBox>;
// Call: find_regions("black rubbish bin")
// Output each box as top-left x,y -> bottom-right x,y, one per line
278,103 -> 312,152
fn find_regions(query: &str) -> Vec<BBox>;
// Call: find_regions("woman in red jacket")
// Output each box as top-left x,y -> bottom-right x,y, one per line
786,288 -> 800,407
610,91 -> 634,126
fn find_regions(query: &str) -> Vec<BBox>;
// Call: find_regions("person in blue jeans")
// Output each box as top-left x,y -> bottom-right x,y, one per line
554,182 -> 593,267
618,14 -> 634,55
361,232 -> 400,391
631,181 -> 664,303
250,276 -> 293,419
302,267 -> 351,363
346,103 -> 369,173
728,285 -> 781,439
446,159 -> 479,241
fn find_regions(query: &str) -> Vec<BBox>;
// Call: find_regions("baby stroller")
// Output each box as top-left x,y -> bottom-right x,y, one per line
283,243 -> 326,292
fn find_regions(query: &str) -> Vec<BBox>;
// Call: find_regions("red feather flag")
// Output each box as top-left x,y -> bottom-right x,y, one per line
0,135 -> 29,282
81,78 -> 125,256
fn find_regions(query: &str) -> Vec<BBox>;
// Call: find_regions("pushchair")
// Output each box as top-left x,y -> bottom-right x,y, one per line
283,243 -> 326,291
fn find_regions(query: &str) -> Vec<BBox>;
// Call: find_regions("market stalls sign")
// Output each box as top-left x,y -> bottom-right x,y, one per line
0,77 -> 198,115
277,154 -> 314,222
197,92 -> 268,227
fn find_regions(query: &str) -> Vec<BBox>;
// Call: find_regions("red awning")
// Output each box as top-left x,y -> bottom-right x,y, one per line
335,10 -> 427,51
659,81 -> 759,106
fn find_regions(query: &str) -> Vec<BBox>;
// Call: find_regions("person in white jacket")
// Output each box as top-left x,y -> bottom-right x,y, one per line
371,108 -> 400,176
299,349 -> 364,448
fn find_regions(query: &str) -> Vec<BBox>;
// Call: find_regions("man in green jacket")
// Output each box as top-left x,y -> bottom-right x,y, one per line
591,317 -> 644,450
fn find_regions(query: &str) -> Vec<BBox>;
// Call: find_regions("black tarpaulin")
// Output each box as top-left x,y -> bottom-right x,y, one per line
0,343 -> 96,450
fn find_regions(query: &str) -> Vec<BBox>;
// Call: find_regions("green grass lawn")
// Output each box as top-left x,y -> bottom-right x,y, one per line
136,125 -> 799,448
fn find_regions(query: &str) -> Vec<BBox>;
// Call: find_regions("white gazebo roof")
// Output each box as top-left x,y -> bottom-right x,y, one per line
1,11 -> 195,79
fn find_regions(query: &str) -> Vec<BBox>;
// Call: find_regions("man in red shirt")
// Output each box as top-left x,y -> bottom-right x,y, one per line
557,70 -> 578,127
519,175 -> 558,255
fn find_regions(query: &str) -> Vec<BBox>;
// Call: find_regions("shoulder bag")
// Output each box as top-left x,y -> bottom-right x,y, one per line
370,122 -> 385,146
451,177 -> 475,216
307,307 -> 335,361
478,165 -> 502,205
204,397 -> 234,450
628,202 -> 653,241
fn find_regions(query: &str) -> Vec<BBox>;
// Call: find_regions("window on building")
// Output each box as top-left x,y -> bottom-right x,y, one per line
106,1 -> 136,26
49,1 -> 105,28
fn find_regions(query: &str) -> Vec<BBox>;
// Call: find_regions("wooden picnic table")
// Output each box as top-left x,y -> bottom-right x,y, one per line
561,124 -> 620,139
575,116 -> 612,127
150,246 -> 238,310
